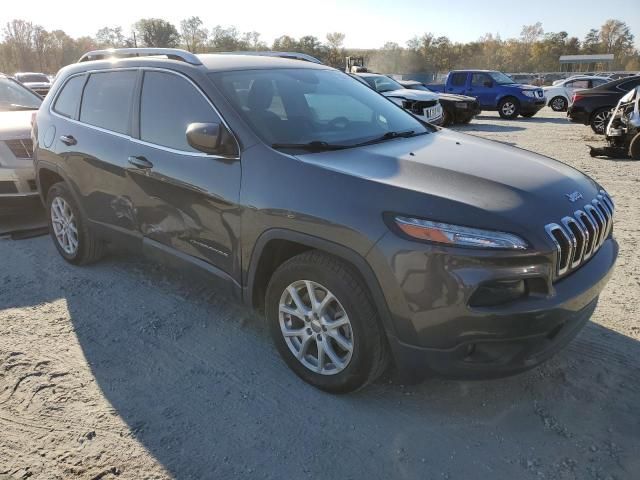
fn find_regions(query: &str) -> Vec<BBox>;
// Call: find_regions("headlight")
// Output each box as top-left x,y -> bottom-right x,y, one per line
394,216 -> 528,250
522,91 -> 536,98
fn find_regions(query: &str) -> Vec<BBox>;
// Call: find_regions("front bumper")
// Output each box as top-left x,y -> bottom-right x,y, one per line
519,98 -> 546,114
0,165 -> 40,215
368,234 -> 618,381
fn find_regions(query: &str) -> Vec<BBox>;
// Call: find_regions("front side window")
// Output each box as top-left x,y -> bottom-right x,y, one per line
53,75 -> 85,118
140,71 -> 222,152
0,77 -> 42,111
487,72 -> 516,85
211,68 -> 429,148
80,71 -> 136,134
471,73 -> 491,87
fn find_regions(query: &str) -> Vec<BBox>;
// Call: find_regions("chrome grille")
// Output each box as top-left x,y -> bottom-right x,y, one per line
5,139 -> 33,159
545,190 -> 614,279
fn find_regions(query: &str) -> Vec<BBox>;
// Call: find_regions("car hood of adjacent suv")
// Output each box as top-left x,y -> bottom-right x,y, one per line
0,110 -> 35,140
382,89 -> 440,102
298,129 -> 600,237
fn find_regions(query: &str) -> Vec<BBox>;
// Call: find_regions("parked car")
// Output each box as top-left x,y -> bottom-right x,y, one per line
397,80 -> 481,126
568,75 -> 640,134
354,73 -> 443,125
543,76 -> 611,112
14,72 -> 52,97
429,70 -> 545,119
0,74 -> 42,215
589,86 -> 640,160
34,48 -> 617,393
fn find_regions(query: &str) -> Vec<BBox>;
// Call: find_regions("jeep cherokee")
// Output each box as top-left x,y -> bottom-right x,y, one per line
33,48 -> 618,393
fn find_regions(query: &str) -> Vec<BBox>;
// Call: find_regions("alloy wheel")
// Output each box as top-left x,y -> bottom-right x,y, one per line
592,110 -> 611,134
278,280 -> 354,375
502,102 -> 516,116
551,97 -> 566,111
51,196 -> 79,255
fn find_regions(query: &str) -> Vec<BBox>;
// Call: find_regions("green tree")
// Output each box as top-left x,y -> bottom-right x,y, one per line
96,26 -> 126,48
180,16 -> 207,52
133,18 -> 180,48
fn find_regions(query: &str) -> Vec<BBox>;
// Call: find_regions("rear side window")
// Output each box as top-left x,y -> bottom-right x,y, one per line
140,71 -> 221,152
471,73 -> 490,87
618,78 -> 640,92
450,73 -> 467,87
53,75 -> 85,118
80,71 -> 136,134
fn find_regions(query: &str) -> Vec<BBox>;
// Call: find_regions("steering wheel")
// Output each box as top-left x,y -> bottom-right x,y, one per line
328,116 -> 350,129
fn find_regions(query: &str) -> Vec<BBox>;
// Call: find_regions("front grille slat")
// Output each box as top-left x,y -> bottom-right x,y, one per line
4,139 -> 34,159
545,190 -> 614,280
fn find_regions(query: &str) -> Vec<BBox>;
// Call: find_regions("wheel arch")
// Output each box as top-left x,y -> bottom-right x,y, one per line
36,161 -> 88,218
245,229 -> 398,338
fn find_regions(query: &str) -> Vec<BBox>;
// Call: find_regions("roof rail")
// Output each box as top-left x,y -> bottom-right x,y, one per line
77,48 -> 202,66
218,51 -> 323,64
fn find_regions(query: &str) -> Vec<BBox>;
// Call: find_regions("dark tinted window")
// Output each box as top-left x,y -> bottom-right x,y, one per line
17,74 -> 49,83
618,77 -> 640,92
140,71 -> 221,152
80,71 -> 136,134
53,75 -> 85,118
471,73 -> 491,87
450,73 -> 467,87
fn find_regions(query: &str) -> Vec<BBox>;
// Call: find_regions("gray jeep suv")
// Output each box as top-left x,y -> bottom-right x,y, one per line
33,49 -> 618,393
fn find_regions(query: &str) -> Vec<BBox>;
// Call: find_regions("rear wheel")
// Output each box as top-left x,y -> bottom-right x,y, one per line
629,133 -> 640,160
265,251 -> 389,393
549,96 -> 567,112
498,97 -> 520,119
590,108 -> 612,135
46,182 -> 105,265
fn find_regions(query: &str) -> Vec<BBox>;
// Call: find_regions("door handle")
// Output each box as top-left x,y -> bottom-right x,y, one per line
128,155 -> 153,169
60,135 -> 77,146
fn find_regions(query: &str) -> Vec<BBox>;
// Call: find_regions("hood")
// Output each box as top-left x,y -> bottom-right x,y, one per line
504,83 -> 539,91
382,89 -> 439,102
0,110 -> 35,140
297,129 -> 600,242
436,93 -> 477,102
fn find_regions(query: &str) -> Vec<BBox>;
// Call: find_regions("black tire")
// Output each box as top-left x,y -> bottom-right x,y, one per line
265,250 -> 389,393
441,107 -> 454,126
46,182 -> 105,265
629,133 -> 640,160
590,108 -> 612,135
498,97 -> 520,119
521,112 -> 536,118
549,96 -> 567,112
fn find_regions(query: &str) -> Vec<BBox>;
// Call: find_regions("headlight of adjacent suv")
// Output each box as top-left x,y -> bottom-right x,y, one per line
394,216 -> 528,250
522,91 -> 536,98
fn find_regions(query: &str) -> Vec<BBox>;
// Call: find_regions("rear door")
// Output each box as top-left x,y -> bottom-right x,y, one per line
446,72 -> 468,94
127,69 -> 241,277
51,69 -> 140,243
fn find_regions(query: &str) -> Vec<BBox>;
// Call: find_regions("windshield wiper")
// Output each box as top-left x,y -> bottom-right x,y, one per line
354,130 -> 424,147
271,140 -> 350,152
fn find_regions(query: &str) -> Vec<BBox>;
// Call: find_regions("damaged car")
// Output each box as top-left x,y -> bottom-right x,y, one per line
354,73 -> 443,125
398,79 -> 481,125
589,86 -> 640,160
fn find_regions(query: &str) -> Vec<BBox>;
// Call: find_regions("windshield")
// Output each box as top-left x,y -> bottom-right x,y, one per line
488,72 -> 516,85
0,77 -> 42,111
210,69 -> 429,149
16,73 -> 49,83
362,75 -> 405,93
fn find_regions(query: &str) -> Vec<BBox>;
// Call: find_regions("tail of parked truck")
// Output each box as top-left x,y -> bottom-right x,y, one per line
430,70 -> 545,119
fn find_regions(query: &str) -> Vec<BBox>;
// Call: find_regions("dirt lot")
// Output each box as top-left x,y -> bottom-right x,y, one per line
1,110 -> 638,480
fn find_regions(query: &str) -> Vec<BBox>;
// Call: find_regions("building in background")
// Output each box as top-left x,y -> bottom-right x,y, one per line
559,54 -> 614,73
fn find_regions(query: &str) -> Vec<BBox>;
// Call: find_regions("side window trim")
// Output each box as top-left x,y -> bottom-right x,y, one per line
134,67 -> 239,157
52,73 -> 87,120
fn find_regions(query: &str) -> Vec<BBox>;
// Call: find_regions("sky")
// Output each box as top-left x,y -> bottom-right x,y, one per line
1,0 -> 639,49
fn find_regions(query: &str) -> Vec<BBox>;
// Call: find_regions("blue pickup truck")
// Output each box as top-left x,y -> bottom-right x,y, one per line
430,70 -> 545,119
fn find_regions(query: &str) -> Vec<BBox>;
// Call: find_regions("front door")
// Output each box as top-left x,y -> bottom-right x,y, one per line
467,72 -> 496,108
126,70 -> 241,278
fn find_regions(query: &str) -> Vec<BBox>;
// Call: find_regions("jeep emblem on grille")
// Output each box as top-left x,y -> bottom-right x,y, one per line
565,191 -> 583,202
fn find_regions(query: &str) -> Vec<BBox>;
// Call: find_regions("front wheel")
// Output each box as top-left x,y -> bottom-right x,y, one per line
265,251 -> 389,393
590,108 -> 612,135
498,97 -> 520,119
46,182 -> 105,265
549,96 -> 567,112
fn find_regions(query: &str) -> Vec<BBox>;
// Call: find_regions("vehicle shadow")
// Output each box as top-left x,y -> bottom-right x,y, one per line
2,238 -> 638,479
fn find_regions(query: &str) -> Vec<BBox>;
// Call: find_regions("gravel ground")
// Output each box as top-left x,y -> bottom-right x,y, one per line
0,110 -> 638,480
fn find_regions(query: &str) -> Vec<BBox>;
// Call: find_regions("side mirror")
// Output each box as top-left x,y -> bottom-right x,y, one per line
186,122 -> 221,154
483,80 -> 493,88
